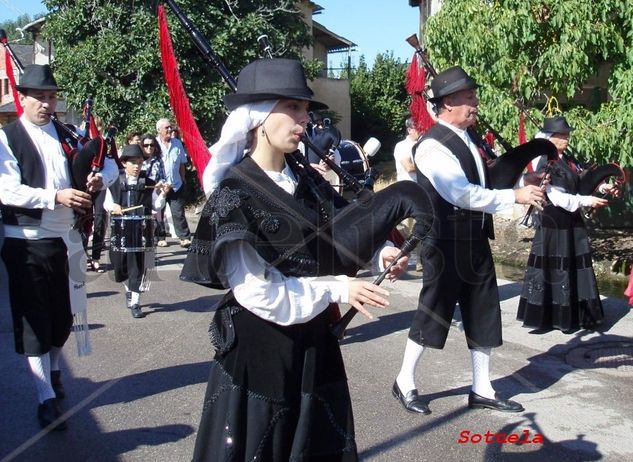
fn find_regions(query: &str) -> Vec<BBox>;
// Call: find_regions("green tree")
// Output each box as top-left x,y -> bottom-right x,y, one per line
41,0 -> 315,141
347,52 -> 410,162
0,14 -> 45,45
426,0 -> 633,166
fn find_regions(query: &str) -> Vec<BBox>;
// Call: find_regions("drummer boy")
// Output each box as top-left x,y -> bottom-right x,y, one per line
105,144 -> 168,318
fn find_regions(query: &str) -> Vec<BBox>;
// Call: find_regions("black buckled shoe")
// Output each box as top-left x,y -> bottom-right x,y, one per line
468,391 -> 524,413
130,304 -> 145,318
37,398 -> 67,431
51,370 -> 65,400
392,381 -> 431,415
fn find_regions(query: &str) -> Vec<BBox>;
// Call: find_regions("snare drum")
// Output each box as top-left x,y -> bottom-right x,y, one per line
110,216 -> 155,252
338,140 -> 370,198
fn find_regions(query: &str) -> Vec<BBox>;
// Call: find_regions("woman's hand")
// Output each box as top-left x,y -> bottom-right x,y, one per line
589,196 -> 609,209
381,246 -> 409,282
348,280 -> 389,320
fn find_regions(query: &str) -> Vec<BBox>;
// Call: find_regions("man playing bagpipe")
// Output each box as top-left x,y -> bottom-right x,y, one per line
106,144 -> 168,318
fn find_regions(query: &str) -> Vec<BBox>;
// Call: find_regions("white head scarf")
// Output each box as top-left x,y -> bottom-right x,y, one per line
203,100 -> 278,195
534,130 -> 552,140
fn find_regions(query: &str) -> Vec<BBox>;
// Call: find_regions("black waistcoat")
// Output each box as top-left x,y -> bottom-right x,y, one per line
415,123 -> 494,240
108,173 -> 155,216
535,153 -> 583,228
181,155 -> 348,289
1,121 -> 48,225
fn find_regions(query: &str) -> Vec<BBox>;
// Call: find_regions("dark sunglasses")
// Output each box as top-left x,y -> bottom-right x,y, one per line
143,144 -> 155,148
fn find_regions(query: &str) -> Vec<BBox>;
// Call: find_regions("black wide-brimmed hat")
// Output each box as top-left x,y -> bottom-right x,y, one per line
120,144 -> 144,161
224,58 -> 328,111
542,115 -> 574,134
15,64 -> 61,92
429,66 -> 479,102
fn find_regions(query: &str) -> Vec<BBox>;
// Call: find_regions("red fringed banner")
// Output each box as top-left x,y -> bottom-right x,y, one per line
405,53 -> 434,134
3,45 -> 23,116
157,4 -> 210,184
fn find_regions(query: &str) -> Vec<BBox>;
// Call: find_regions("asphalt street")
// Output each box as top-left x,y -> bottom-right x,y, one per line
1,214 -> 632,462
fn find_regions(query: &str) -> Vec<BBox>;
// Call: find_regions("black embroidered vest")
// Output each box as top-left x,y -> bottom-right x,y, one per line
416,123 -> 494,240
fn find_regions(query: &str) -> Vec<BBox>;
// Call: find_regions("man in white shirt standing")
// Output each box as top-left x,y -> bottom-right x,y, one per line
155,118 -> 192,248
392,66 -> 546,415
0,65 -> 111,430
393,116 -> 419,183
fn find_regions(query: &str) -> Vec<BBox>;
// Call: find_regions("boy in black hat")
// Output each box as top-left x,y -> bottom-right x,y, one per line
106,144 -> 168,318
0,64 -> 111,430
392,65 -> 547,415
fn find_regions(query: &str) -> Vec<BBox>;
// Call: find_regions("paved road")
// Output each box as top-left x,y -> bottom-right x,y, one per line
1,218 -> 632,461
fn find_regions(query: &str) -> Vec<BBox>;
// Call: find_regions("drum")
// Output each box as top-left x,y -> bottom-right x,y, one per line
110,216 -> 155,252
338,140 -> 370,198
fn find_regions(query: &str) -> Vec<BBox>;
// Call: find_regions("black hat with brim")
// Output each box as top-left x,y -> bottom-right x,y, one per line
15,64 -> 61,92
120,144 -> 144,161
429,65 -> 479,102
542,115 -> 574,134
224,58 -> 328,111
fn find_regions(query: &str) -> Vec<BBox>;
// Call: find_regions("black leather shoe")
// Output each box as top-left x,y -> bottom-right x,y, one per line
37,398 -> 67,430
130,305 -> 144,318
51,370 -> 65,400
392,381 -> 431,415
468,391 -> 524,413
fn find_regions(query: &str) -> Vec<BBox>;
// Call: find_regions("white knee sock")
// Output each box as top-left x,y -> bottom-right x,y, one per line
130,291 -> 140,306
27,354 -> 56,403
470,347 -> 496,399
396,339 -> 425,393
49,346 -> 62,371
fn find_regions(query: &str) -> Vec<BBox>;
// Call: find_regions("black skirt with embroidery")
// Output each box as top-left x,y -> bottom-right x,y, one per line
517,206 -> 604,332
192,302 -> 357,462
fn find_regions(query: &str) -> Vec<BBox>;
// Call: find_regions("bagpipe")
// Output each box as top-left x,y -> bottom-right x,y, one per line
161,0 -> 436,334
579,162 -> 626,219
517,99 -> 626,222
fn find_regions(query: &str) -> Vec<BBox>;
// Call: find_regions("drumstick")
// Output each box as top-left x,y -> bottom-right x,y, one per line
120,205 -> 144,213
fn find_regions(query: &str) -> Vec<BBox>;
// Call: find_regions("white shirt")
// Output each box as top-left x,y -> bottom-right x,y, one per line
0,117 -> 75,238
414,120 -> 515,214
393,136 -> 417,182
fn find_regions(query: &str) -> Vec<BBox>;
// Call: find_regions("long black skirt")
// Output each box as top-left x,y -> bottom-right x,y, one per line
517,208 -> 604,332
192,305 -> 357,462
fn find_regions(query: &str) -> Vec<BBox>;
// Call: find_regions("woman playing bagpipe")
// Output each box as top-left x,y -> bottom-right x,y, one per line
180,57 -> 436,461
517,115 -> 621,332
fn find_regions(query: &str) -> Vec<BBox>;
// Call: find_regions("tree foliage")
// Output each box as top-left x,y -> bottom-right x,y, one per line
0,14 -> 45,45
41,0 -> 314,142
346,52 -> 410,162
426,0 -> 633,166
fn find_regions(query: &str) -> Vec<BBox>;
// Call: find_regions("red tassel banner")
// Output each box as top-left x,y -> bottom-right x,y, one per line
518,110 -> 531,171
405,53 -> 434,134
4,46 -> 23,117
158,4 -> 210,184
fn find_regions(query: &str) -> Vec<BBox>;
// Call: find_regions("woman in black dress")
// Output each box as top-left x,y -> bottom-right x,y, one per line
181,58 -> 417,462
517,115 -> 615,332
